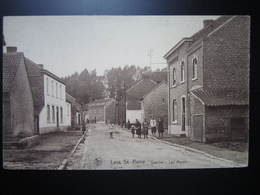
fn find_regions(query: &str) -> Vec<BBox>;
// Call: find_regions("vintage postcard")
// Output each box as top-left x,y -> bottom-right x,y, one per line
2,15 -> 249,170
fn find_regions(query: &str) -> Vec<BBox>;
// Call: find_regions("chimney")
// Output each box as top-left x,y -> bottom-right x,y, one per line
6,46 -> 17,53
203,19 -> 214,28
38,64 -> 44,69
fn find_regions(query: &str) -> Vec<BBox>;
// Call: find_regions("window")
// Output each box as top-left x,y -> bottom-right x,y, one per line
47,105 -> 50,123
51,80 -> 54,97
181,61 -> 185,82
56,82 -> 58,98
52,106 -> 55,123
60,107 -> 63,123
46,78 -> 49,95
172,68 -> 176,86
172,99 -> 177,122
60,85 -> 62,99
192,57 -> 198,79
162,98 -> 166,104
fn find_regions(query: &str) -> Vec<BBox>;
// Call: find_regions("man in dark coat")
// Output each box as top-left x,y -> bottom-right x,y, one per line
127,120 -> 131,130
135,119 -> 142,138
142,118 -> 149,139
158,118 -> 164,138
82,120 -> 86,135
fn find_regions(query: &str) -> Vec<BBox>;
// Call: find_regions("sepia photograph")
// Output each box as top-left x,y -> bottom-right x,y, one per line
2,15 -> 250,170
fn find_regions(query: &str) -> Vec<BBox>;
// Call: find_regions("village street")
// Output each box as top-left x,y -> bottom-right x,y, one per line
66,124 -> 240,169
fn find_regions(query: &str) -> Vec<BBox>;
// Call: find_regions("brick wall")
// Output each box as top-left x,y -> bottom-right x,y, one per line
204,16 -> 250,94
205,105 -> 249,142
10,57 -> 34,137
187,44 -> 204,90
143,83 -> 168,127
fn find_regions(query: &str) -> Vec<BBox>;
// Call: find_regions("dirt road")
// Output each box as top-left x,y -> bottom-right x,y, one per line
66,124 -> 240,170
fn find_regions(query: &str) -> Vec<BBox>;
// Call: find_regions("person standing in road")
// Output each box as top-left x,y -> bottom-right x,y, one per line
135,119 -> 142,138
131,124 -> 136,138
127,120 -> 131,130
142,118 -> 149,139
150,117 -> 157,136
82,119 -> 86,135
158,117 -> 164,138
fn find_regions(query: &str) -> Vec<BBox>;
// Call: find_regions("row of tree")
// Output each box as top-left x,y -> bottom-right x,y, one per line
62,65 -> 154,105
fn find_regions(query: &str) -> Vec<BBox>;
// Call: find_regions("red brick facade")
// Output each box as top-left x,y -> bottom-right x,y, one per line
165,16 -> 250,142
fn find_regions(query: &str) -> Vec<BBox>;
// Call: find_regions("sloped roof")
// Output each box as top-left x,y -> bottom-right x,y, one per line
142,80 -> 167,100
127,100 -> 141,110
126,78 -> 157,100
191,88 -> 249,106
3,52 -> 24,92
66,92 -> 76,103
143,71 -> 167,83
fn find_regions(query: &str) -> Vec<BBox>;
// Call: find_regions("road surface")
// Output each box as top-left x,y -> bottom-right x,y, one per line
66,124 -> 239,169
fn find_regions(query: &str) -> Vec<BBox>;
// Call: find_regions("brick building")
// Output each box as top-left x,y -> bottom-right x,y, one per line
164,16 -> 249,142
87,98 -> 116,123
141,80 -> 168,128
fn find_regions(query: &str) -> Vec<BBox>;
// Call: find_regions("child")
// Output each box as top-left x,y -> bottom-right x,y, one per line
131,125 -> 136,138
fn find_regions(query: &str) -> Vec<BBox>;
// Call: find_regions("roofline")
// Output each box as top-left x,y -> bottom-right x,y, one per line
126,78 -> 157,96
163,38 -> 193,59
42,69 -> 66,85
141,80 -> 167,100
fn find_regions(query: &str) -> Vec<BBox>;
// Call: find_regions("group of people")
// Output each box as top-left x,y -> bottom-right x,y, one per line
126,117 -> 164,139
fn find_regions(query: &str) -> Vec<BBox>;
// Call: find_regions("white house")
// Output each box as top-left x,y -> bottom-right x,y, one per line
25,59 -> 71,134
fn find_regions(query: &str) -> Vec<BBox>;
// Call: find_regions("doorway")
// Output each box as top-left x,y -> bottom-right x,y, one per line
181,97 -> 186,131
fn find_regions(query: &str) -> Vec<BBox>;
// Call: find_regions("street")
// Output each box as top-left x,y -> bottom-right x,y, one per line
66,124 -> 239,169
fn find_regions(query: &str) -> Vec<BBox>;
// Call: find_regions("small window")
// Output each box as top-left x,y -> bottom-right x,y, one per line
51,80 -> 54,97
172,99 -> 177,122
181,61 -> 185,82
52,105 -> 55,123
60,85 -> 62,99
60,107 -> 63,123
162,98 -> 166,104
192,57 -> 198,79
172,68 -> 176,86
47,105 -> 50,123
46,78 -> 49,96
56,82 -> 58,98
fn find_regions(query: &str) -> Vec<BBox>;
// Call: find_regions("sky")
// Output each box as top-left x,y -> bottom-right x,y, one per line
4,15 -> 219,77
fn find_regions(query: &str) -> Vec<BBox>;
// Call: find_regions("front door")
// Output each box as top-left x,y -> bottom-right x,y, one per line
56,106 -> 59,128
181,97 -> 186,131
193,114 -> 203,142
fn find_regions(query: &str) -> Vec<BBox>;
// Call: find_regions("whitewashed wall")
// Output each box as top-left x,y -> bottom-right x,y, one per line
38,74 -> 70,134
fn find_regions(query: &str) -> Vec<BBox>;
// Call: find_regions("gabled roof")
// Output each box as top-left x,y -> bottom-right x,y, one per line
126,78 -> 157,100
3,52 -> 24,92
191,88 -> 249,106
142,80 -> 167,100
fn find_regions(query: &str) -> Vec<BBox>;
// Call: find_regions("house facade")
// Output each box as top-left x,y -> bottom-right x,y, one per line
141,80 -> 168,128
164,16 -> 250,142
126,72 -> 167,124
3,47 -> 35,139
25,57 -> 70,134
